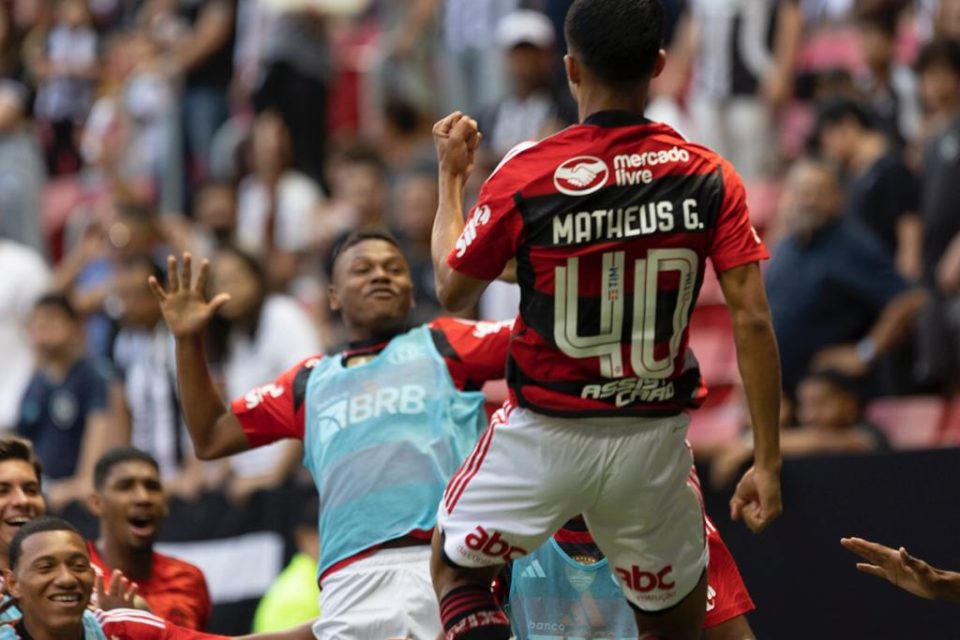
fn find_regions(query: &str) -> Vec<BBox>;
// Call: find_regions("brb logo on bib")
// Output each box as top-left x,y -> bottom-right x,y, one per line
554,156 -> 609,196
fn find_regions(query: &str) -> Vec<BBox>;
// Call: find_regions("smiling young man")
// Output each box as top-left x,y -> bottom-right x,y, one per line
86,448 -> 211,630
0,516 -> 310,640
0,438 -> 46,576
148,230 -> 513,639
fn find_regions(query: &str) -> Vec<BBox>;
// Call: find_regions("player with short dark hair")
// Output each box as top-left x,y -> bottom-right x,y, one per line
0,515 -> 315,640
429,0 -> 782,638
149,231 -> 514,639
86,447 -> 212,630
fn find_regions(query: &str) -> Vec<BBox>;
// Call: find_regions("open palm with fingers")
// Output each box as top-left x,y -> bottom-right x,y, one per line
841,537 -> 956,601
148,253 -> 231,339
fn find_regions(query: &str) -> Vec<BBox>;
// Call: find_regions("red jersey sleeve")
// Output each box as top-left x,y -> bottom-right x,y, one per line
446,145 -> 530,281
709,160 -> 769,273
703,522 -> 756,629
96,609 -> 228,640
229,356 -> 320,448
428,317 -> 513,391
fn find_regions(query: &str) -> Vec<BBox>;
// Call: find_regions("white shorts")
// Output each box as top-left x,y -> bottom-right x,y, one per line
312,547 -> 441,640
438,404 -> 707,612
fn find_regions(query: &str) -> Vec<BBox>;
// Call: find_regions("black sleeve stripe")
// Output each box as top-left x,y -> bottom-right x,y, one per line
292,364 -> 312,414
430,328 -> 462,362
431,327 -> 484,392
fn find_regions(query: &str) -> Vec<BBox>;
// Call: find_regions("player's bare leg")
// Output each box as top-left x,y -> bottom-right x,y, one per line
704,615 -> 756,640
631,569 -> 708,640
430,528 -> 510,640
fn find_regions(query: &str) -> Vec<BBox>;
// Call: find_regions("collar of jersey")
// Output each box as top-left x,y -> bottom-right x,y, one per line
582,110 -> 651,128
549,537 -> 609,571
341,327 -> 408,363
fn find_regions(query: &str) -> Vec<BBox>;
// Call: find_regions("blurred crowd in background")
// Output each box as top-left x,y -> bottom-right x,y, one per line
2,0 -> 960,516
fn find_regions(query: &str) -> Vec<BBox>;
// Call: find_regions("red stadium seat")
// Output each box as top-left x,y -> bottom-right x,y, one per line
864,397 -> 946,449
687,396 -> 744,450
688,306 -> 739,386
938,398 -> 960,447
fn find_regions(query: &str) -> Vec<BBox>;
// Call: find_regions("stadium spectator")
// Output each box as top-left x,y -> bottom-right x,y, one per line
207,246 -> 319,503
665,0 -> 803,178
841,536 -> 960,604
171,0 -> 235,187
765,157 -> 925,393
317,143 -> 389,250
906,41 -> 960,387
391,166 -> 443,325
236,111 -> 324,290
0,239 -> 51,430
149,236 -> 512,639
0,80 -> 45,255
712,370 -> 889,487
251,498 -> 320,633
813,98 -> 922,279
915,39 -> 960,150
110,256 -> 205,496
17,295 -> 114,511
31,0 -> 98,175
86,447 -> 212,630
853,6 -> 920,144
252,8 -> 331,186
438,0 -> 517,115
478,9 -> 576,160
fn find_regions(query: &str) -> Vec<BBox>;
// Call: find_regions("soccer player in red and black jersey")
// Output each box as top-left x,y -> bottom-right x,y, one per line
428,1 -> 783,638
85,448 -> 211,630
148,232 -> 514,638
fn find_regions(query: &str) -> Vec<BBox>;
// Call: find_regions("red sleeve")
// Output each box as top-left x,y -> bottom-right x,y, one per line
428,317 -> 514,391
229,356 -> 320,447
446,148 -> 528,281
703,525 -> 756,629
97,610 -> 228,640
708,160 -> 769,273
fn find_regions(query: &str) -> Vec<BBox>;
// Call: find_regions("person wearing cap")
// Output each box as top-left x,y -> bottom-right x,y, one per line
478,9 -> 577,162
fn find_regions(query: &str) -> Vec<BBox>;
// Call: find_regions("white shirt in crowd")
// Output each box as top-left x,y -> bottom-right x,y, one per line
236,171 -> 324,256
0,241 -> 50,428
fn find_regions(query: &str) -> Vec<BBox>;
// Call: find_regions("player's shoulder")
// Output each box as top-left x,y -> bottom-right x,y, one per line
151,551 -> 207,582
643,121 -> 732,173
428,317 -> 515,340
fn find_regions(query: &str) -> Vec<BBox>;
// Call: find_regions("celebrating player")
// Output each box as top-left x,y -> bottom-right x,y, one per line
0,516 -> 315,640
86,447 -> 211,629
503,516 -> 756,640
149,231 -> 513,639
429,0 -> 783,638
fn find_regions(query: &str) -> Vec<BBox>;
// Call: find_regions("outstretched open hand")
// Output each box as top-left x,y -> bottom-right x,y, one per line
148,253 -> 231,339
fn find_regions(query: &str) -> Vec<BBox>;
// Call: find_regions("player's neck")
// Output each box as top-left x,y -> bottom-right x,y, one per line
577,84 -> 648,123
21,616 -> 84,640
98,537 -> 154,580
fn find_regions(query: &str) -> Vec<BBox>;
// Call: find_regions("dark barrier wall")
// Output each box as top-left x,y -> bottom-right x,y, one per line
701,447 -> 960,639
63,449 -> 960,636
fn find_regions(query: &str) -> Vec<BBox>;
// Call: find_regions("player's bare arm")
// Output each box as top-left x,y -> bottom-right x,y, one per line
718,263 -> 783,533
148,253 -> 251,459
841,537 -> 960,604
431,112 -> 491,313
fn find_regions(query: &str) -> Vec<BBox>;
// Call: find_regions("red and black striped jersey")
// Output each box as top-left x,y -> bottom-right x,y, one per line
448,111 -> 768,417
